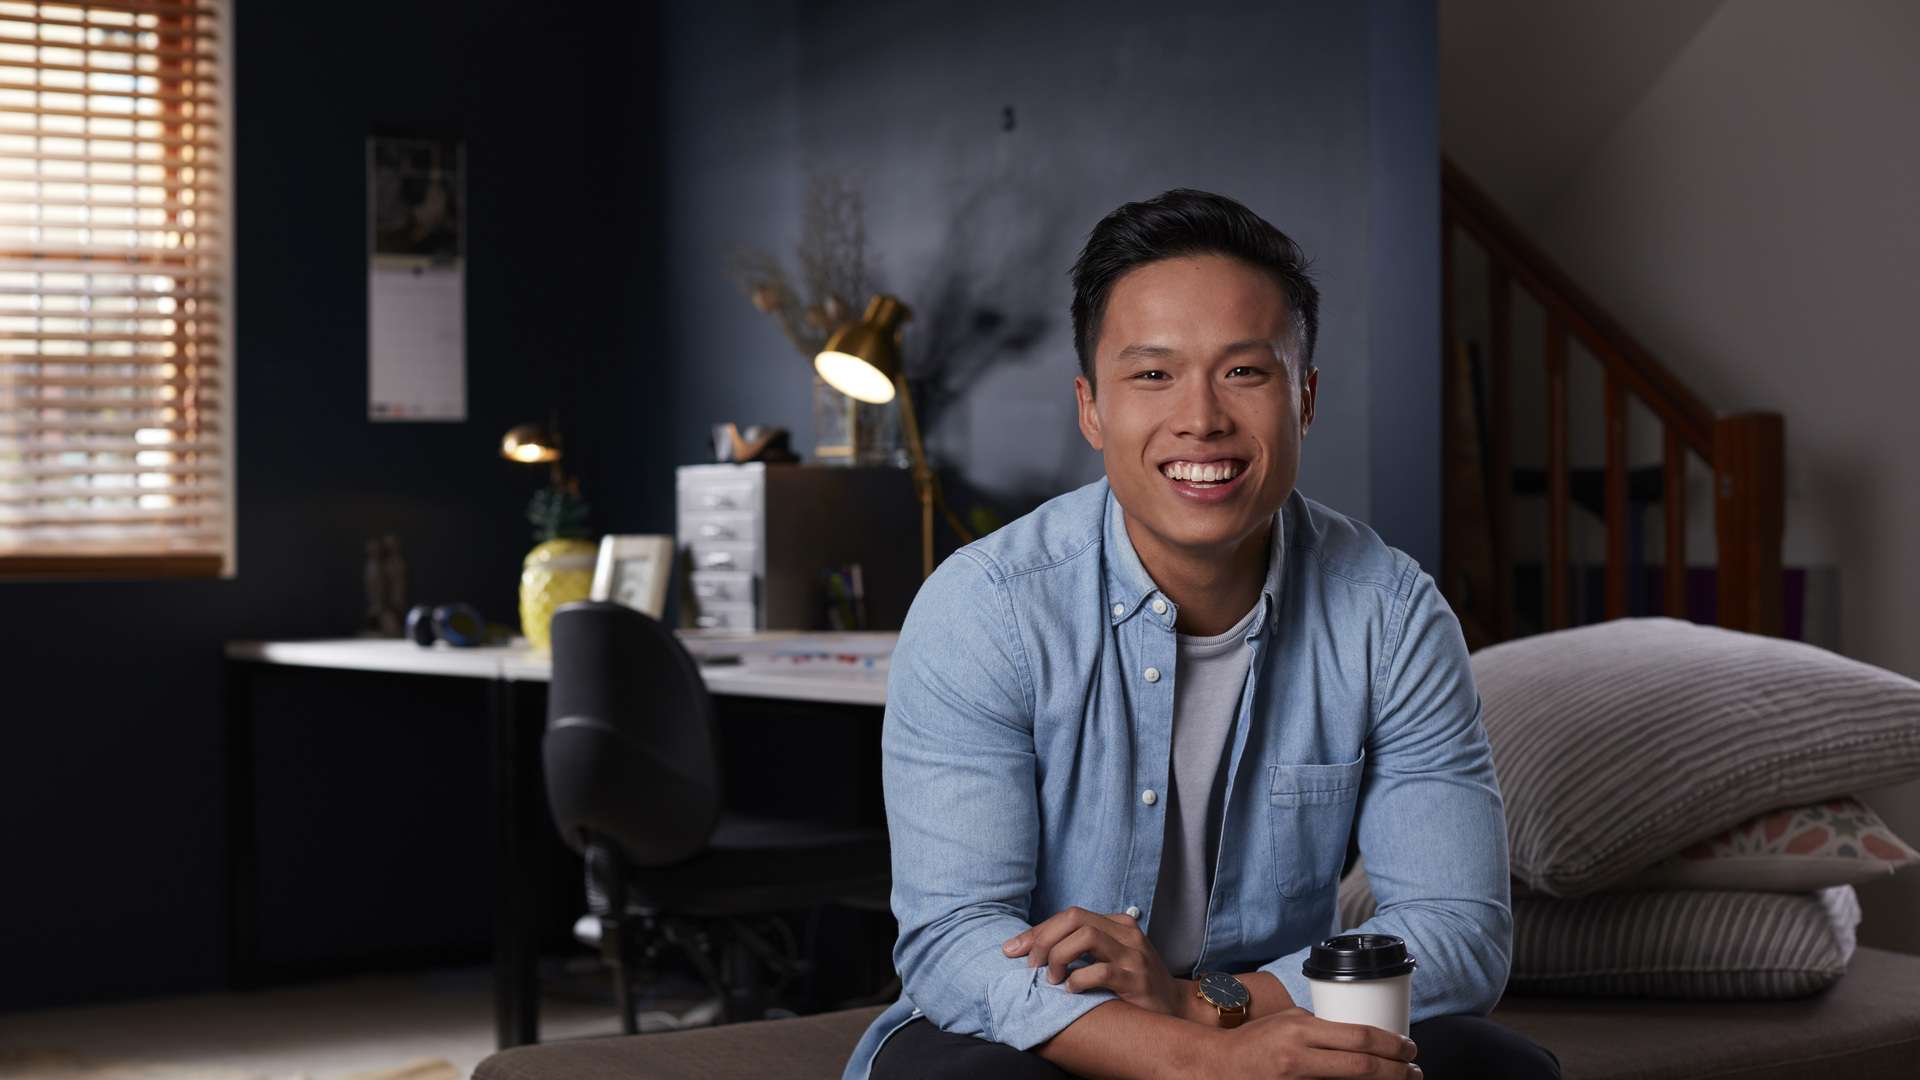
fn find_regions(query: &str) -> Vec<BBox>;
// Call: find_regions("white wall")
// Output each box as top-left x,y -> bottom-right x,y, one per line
1528,0 -> 1920,949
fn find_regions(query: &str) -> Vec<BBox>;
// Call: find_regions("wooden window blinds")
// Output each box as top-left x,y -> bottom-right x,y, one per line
0,0 -> 229,578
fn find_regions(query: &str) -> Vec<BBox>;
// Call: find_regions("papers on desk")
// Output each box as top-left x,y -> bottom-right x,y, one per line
685,630 -> 893,705
680,630 -> 894,672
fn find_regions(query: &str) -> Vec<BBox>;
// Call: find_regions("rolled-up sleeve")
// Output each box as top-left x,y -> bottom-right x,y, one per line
1260,567 -> 1511,1019
884,550 -> 1117,1049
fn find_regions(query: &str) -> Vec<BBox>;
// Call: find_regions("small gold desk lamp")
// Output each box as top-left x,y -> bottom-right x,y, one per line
500,421 -> 564,485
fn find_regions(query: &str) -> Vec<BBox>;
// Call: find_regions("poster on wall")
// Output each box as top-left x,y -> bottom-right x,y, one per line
367,135 -> 465,422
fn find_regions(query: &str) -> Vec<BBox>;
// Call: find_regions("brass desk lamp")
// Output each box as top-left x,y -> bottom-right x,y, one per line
500,420 -> 564,485
815,294 -> 973,578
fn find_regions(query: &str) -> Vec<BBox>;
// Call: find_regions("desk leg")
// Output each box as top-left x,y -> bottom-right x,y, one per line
224,659 -> 257,989
494,677 -> 541,1049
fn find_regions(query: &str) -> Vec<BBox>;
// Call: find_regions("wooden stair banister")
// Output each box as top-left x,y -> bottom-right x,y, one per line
1442,157 -> 1785,637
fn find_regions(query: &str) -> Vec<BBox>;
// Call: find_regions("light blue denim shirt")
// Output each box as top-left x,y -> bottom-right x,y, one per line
844,479 -> 1510,1078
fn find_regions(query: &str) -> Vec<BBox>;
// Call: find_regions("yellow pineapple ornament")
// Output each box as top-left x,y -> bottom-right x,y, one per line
518,482 -> 595,651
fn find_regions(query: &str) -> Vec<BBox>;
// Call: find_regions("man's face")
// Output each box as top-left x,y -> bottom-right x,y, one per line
1075,254 -> 1316,557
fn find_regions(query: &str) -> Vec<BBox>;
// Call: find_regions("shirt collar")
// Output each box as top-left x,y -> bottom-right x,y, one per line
1102,483 -> 1289,635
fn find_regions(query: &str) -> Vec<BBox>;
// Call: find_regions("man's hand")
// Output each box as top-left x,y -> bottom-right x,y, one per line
1205,1007 -> 1422,1078
1002,907 -> 1184,1017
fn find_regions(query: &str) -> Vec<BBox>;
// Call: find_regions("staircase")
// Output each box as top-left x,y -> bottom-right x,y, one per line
1440,158 -> 1785,649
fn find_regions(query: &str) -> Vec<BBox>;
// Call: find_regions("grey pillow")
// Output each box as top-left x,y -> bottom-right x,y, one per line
1473,618 -> 1920,896
1338,866 -> 1859,1000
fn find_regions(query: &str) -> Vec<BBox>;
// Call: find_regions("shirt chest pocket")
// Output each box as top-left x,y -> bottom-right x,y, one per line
1266,751 -> 1366,899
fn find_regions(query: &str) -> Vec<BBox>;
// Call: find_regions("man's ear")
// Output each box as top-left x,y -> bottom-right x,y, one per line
1299,366 -> 1318,437
1075,375 -> 1104,451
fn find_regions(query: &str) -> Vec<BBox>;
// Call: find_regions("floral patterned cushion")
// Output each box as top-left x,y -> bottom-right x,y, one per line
1622,797 -> 1920,892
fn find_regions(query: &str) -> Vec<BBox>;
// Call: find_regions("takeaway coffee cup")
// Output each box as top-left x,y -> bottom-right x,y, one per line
1302,933 -> 1417,1035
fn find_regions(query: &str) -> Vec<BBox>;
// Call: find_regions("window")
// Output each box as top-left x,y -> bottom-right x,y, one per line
0,0 -> 229,578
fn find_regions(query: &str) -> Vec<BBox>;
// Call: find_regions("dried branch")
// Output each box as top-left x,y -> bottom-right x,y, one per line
726,173 -> 873,360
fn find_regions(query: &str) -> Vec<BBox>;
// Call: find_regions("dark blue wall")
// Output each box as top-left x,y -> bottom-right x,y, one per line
0,0 -> 1435,1010
614,0 -> 1440,572
1364,0 -> 1442,572
0,1 -> 646,1008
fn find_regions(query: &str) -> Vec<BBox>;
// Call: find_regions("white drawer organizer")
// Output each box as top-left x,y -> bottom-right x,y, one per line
675,462 -> 921,632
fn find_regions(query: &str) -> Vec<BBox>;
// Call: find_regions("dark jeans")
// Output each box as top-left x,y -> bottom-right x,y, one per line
873,1013 -> 1560,1080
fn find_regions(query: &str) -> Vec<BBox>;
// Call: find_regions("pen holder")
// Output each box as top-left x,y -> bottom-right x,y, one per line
823,562 -> 868,631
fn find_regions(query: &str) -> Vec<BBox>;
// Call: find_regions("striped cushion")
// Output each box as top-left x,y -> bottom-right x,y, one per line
1507,886 -> 1860,998
1473,618 -> 1920,896
1337,868 -> 1860,999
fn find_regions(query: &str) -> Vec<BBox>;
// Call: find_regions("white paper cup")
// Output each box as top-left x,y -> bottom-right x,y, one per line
1302,934 -> 1417,1036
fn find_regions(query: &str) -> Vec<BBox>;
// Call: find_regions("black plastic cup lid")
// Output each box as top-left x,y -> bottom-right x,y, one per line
1301,933 -> 1418,982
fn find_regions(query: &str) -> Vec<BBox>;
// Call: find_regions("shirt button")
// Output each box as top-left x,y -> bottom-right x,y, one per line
1143,667 -> 1161,683
1151,598 -> 1168,615
1125,905 -> 1142,919
1142,788 -> 1158,806
1111,603 -> 1125,617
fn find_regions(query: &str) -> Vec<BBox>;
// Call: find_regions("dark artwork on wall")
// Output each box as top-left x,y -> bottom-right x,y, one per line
369,136 -> 464,261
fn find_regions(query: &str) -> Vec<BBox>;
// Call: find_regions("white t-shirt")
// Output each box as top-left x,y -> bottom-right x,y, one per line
1145,601 -> 1259,974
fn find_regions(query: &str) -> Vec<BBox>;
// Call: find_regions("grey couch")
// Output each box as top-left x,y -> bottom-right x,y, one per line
477,946 -> 1920,1080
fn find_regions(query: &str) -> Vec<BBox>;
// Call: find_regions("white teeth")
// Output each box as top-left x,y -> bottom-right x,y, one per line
1162,461 -> 1239,483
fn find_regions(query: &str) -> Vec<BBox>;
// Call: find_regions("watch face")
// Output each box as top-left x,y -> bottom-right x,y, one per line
1199,972 -> 1251,1010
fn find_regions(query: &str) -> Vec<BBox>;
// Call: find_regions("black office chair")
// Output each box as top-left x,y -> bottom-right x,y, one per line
543,601 -> 890,1032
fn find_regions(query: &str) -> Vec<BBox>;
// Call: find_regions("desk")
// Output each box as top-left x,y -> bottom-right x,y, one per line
226,634 -> 892,706
223,632 -> 894,1050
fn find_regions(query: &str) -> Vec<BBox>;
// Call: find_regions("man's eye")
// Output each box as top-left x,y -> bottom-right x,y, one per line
1133,370 -> 1169,381
1227,366 -> 1263,378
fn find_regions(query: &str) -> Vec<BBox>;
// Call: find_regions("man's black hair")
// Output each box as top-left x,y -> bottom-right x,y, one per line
1070,188 -> 1319,391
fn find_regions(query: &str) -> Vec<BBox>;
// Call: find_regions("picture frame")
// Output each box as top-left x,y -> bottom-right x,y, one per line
590,534 -> 674,619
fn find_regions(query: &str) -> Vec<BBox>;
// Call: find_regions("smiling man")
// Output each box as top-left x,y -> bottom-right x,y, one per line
844,190 -> 1559,1079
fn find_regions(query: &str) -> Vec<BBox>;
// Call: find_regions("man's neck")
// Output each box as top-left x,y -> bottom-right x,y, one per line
1122,513 -> 1272,637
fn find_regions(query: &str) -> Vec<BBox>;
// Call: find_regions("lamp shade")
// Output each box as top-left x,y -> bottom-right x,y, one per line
501,422 -> 561,464
816,294 -> 911,404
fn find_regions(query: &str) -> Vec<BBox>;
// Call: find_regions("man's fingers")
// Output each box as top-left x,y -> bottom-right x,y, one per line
1003,907 -> 1147,968
1022,908 -> 1100,968
1101,911 -> 1147,946
1043,924 -> 1120,984
1004,906 -> 1093,958
1063,961 -> 1122,994
1043,926 -> 1104,984
1295,1048 -> 1421,1078
1305,1017 -> 1419,1062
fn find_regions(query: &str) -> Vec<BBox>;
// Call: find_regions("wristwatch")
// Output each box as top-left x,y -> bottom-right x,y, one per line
1194,971 -> 1251,1028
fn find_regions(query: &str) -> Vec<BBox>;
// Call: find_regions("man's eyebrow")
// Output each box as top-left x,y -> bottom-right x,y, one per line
1114,343 -> 1176,362
1218,338 -> 1282,357
1113,340 -> 1279,363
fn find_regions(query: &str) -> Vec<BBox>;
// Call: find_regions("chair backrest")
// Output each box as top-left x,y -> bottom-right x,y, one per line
544,601 -> 722,867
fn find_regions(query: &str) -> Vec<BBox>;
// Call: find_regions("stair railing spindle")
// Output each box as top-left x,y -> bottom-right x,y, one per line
1546,318 -> 1569,630
1713,414 -> 1785,635
1664,426 -> 1687,618
1604,368 -> 1629,620
1488,263 -> 1514,642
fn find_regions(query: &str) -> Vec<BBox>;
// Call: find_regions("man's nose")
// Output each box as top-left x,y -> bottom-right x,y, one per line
1173,377 -> 1231,439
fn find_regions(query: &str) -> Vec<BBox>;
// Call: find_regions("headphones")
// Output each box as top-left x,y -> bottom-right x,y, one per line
406,603 -> 487,648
